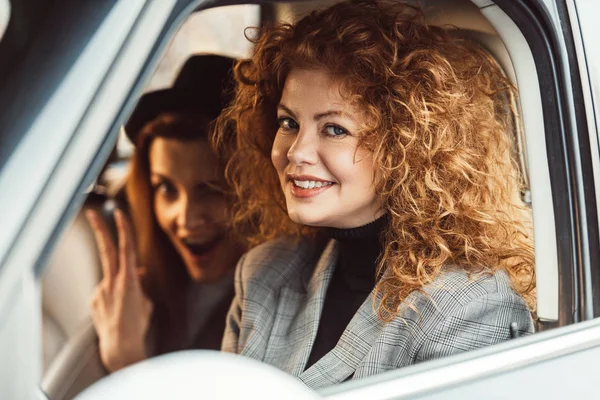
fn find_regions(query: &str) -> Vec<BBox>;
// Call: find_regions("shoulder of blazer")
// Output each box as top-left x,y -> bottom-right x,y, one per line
237,236 -> 329,293
399,268 -> 526,323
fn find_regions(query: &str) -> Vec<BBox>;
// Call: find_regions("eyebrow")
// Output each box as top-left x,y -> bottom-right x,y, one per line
277,103 -> 353,122
150,173 -> 223,189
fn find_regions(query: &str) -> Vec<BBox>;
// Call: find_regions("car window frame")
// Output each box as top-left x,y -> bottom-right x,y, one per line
0,0 -> 597,397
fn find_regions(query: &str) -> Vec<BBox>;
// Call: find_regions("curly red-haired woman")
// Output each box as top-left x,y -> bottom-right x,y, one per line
214,0 -> 535,388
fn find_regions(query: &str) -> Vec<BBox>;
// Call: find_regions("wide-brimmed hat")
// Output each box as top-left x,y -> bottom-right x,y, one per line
125,54 -> 235,145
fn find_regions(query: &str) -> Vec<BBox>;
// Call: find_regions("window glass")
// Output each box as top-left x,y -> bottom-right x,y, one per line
146,4 -> 260,92
116,4 -> 260,158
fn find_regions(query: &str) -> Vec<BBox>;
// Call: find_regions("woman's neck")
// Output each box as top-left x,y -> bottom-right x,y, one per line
326,213 -> 389,240
326,213 -> 389,291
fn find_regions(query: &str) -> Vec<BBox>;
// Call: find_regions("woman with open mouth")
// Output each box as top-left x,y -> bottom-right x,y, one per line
213,0 -> 536,388
87,55 -> 244,373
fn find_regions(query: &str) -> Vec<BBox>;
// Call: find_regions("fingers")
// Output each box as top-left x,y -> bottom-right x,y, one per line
115,209 -> 139,287
89,283 -> 108,330
86,210 -> 118,285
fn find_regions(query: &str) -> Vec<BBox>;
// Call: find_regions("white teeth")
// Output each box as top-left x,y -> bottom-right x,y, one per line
294,180 -> 309,189
293,180 -> 332,189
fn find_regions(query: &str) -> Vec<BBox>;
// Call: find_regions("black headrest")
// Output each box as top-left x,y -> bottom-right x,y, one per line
125,54 -> 235,144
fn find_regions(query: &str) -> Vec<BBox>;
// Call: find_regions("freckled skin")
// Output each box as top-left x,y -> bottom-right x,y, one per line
271,68 -> 383,229
149,138 -> 241,283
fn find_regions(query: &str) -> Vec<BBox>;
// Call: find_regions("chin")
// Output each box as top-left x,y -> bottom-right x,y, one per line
287,209 -> 329,228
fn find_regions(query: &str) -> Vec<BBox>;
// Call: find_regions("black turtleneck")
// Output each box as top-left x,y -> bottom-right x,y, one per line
305,215 -> 387,370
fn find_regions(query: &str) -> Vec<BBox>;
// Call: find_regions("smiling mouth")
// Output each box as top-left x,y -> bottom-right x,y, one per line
291,179 -> 334,189
287,177 -> 335,198
182,235 -> 223,257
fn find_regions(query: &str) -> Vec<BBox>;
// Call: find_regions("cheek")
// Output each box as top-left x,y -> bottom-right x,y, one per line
205,199 -> 228,224
271,134 -> 289,174
356,150 -> 376,183
326,147 -> 375,187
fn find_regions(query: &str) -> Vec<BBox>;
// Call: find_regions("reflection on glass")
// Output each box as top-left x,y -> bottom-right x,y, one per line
146,5 -> 260,92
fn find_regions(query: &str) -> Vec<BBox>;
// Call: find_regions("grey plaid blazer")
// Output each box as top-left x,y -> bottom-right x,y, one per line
221,237 -> 534,389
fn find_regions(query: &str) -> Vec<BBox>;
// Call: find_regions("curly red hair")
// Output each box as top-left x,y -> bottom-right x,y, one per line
213,0 -> 535,318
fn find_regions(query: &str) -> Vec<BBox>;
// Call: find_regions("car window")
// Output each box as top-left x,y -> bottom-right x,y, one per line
0,0 -> 9,40
36,0 -> 590,398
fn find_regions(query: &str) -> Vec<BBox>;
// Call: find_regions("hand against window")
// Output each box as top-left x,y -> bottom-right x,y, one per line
87,209 -> 153,373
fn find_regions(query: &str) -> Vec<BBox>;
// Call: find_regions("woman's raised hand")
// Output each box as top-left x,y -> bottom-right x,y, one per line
87,209 -> 154,373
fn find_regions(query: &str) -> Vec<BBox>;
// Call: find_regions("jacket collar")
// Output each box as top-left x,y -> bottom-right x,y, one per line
263,239 -> 386,384
299,264 -> 386,385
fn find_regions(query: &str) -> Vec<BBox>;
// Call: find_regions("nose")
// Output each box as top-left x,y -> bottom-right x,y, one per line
287,129 -> 318,166
177,195 -> 209,232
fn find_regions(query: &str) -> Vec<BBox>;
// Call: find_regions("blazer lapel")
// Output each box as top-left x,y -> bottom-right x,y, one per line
262,239 -> 339,377
299,289 -> 386,388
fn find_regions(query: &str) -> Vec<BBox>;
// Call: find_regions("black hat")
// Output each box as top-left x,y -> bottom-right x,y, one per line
125,54 -> 235,145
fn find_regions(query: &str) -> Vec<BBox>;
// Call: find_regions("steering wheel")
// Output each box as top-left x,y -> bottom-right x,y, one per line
73,350 -> 322,399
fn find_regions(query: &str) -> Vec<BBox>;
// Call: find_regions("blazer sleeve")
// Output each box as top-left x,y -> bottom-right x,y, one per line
415,290 -> 534,362
220,253 -> 246,354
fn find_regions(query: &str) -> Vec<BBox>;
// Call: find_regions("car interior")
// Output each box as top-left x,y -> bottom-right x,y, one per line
37,0 -> 563,398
